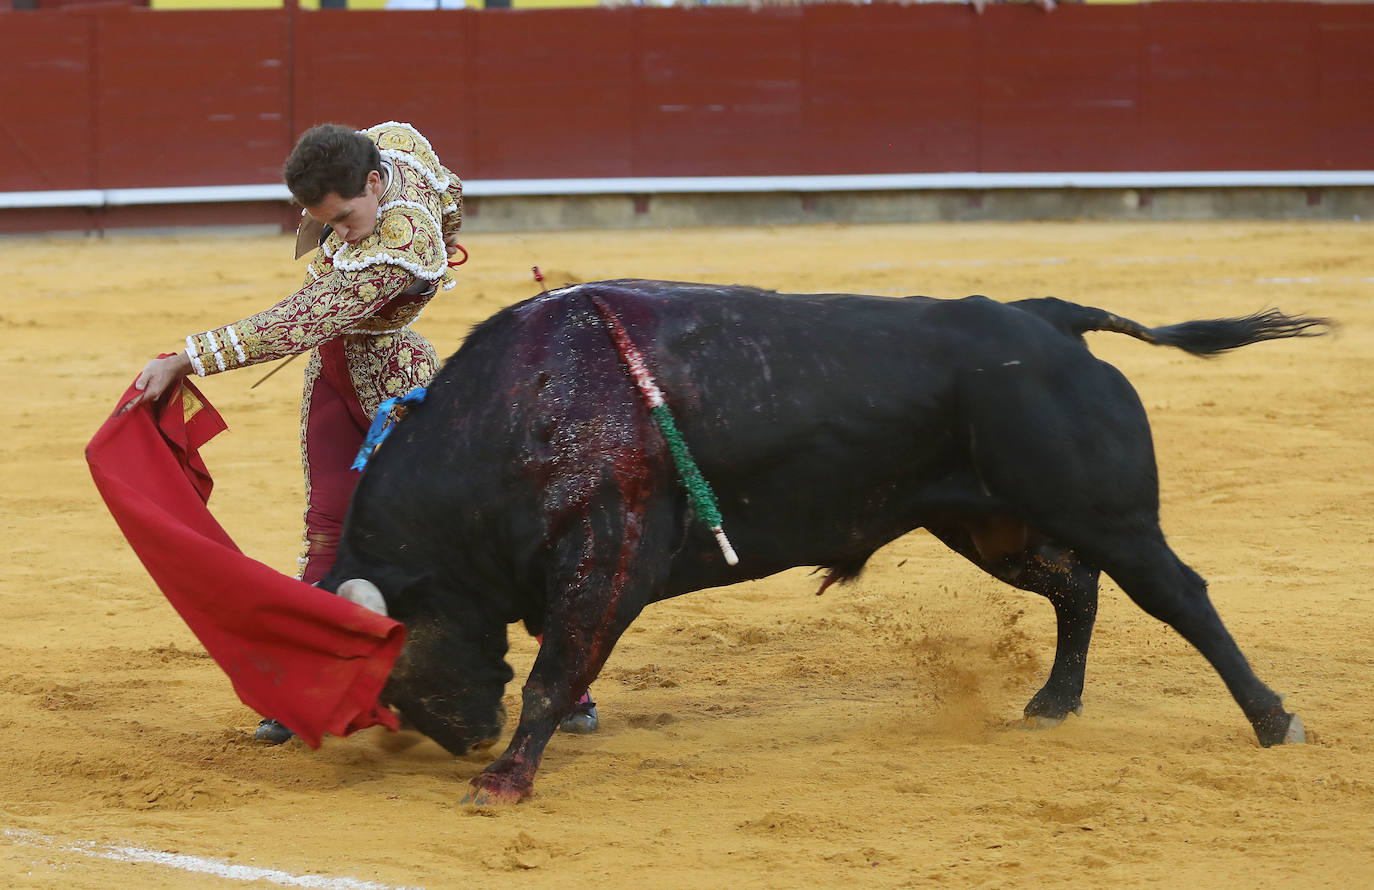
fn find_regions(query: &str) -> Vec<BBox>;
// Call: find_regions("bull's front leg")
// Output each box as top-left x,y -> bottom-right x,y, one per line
461,640 -> 609,806
462,492 -> 672,805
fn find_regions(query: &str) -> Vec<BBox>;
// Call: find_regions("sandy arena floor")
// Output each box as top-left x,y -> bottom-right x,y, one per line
1,221 -> 1372,888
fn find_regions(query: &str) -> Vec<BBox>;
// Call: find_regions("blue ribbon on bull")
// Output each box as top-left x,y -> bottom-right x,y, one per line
351,386 -> 428,472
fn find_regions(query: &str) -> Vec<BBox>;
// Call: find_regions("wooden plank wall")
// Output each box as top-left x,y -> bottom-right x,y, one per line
1,3 -> 1371,195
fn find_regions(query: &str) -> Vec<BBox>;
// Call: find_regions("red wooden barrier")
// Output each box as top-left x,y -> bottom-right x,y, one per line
467,9 -> 635,178
294,11 -> 472,171
0,3 -> 1371,197
1314,4 -> 1374,169
1143,3 -> 1314,170
979,5 -> 1145,172
95,9 -> 290,187
804,5 -> 979,175
0,13 -> 97,191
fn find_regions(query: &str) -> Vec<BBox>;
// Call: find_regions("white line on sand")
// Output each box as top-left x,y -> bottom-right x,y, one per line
3,828 -> 421,890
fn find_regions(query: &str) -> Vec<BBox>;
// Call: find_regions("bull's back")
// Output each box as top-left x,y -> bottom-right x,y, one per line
377,281 -> 1119,596
489,283 -> 1044,590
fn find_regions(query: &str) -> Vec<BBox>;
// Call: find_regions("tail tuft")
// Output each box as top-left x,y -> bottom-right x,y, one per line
1011,298 -> 1332,357
1149,308 -> 1333,357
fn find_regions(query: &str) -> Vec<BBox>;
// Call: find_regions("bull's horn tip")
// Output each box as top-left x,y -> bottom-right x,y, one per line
338,578 -> 389,617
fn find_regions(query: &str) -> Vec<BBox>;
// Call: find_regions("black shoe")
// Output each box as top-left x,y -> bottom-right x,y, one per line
559,695 -> 599,734
254,718 -> 294,744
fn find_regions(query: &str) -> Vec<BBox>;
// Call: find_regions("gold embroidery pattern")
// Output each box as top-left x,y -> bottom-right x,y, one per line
305,253 -> 331,286
344,329 -> 439,420
327,204 -> 444,284
365,122 -> 449,189
379,215 -> 413,249
296,349 -> 322,580
367,122 -> 463,240
376,128 -> 416,152
181,385 -> 204,423
187,263 -> 414,374
441,181 -> 463,236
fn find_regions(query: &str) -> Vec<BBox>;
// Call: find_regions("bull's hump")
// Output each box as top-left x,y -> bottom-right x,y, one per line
565,279 -> 775,304
507,281 -> 929,345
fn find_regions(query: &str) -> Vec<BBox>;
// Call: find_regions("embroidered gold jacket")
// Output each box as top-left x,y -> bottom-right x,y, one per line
184,122 -> 460,415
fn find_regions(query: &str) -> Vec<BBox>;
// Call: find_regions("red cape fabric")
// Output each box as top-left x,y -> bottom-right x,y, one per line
86,378 -> 403,747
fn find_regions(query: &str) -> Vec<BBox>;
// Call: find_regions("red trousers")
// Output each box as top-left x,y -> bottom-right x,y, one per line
298,341 -> 371,585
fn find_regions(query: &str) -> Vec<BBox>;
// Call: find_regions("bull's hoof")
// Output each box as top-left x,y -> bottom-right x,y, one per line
253,718 -> 294,745
1022,704 -> 1082,730
461,774 -> 533,806
1256,708 -> 1306,747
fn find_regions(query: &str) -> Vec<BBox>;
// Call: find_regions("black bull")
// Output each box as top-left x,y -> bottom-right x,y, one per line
322,280 -> 1326,804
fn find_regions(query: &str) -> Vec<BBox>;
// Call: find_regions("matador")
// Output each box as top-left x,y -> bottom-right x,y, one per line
132,121 -> 600,743
137,121 -> 460,587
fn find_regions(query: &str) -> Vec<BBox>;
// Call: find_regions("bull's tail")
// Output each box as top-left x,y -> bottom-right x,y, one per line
1011,296 -> 1332,357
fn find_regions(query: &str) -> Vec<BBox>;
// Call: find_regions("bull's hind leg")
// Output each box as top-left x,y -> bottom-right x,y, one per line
951,325 -> 1300,746
927,521 -> 1100,725
464,489 -> 676,805
1095,533 -> 1302,747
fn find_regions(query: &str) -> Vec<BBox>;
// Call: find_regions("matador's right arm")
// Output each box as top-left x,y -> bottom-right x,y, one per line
183,264 -> 413,377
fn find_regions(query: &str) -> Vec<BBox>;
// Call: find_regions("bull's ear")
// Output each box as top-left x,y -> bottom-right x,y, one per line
338,578 -> 388,617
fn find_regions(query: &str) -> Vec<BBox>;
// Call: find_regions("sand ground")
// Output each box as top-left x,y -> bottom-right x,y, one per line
1,221 -> 1371,888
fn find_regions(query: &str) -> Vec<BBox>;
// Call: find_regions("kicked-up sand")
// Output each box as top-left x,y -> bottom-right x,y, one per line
1,221 -> 1371,888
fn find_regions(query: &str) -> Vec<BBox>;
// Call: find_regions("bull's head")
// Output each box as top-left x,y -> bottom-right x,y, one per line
335,574 -> 513,757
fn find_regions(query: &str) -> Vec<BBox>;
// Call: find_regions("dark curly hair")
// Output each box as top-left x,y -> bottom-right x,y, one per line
282,123 -> 382,206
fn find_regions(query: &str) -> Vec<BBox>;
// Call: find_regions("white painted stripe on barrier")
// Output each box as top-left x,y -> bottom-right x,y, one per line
3,828 -> 421,890
466,170 -> 1374,195
2,170 -> 1373,209
0,189 -> 106,208
104,184 -> 294,205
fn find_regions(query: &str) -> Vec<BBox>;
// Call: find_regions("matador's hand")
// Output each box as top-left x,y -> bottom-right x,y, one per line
122,353 -> 193,414
444,233 -> 468,266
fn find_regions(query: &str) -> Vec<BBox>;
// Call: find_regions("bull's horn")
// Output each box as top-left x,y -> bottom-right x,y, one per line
338,578 -> 388,617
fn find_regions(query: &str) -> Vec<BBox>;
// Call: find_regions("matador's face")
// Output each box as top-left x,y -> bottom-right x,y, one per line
306,168 -> 385,245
